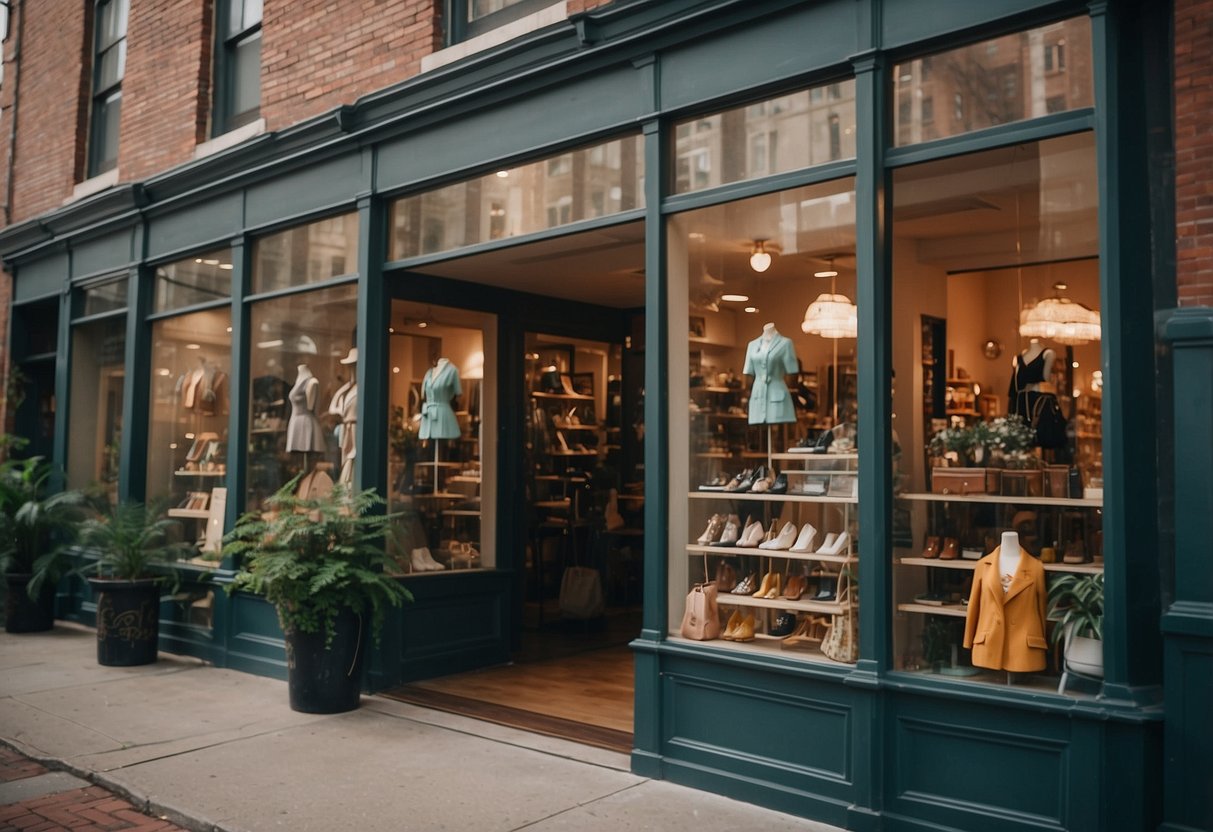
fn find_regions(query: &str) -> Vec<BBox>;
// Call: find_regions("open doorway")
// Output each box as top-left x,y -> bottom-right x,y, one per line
381,220 -> 645,751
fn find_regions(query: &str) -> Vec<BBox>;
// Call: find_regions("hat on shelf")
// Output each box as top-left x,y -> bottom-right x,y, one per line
339,348 -> 358,365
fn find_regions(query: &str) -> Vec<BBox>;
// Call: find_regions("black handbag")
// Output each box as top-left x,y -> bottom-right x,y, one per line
1031,394 -> 1068,449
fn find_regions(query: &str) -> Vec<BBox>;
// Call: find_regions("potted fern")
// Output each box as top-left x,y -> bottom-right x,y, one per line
80,501 -> 188,666
1047,572 -> 1104,680
221,479 -> 413,714
0,456 -> 88,633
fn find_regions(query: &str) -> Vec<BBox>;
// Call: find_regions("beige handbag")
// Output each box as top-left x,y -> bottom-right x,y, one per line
820,573 -> 858,663
680,583 -> 721,640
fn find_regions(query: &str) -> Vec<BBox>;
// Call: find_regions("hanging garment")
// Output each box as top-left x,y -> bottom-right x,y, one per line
285,372 -> 327,453
742,333 -> 799,425
419,360 -> 462,440
337,384 -> 358,484
1008,351 -> 1067,448
962,546 -> 1049,672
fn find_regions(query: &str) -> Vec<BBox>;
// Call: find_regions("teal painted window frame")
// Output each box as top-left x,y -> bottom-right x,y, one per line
446,0 -> 552,46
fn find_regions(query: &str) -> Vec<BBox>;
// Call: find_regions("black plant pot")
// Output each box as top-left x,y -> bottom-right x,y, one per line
89,578 -> 161,666
284,608 -> 366,714
4,572 -> 56,633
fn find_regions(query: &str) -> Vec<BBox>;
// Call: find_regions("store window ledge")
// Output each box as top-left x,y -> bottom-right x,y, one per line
65,168 -> 120,205
195,118 -> 267,160
422,2 -> 567,74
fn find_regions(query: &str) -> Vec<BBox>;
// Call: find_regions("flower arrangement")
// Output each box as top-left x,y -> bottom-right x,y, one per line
929,416 -> 1040,468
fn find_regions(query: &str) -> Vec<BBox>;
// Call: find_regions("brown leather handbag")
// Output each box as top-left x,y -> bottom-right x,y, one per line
680,583 -> 721,640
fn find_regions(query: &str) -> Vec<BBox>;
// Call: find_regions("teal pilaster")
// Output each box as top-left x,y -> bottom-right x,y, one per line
354,191 -> 388,497
118,260 -> 152,504
1088,0 -> 1163,701
632,103 -> 666,774
224,236 -> 251,539
52,285 -> 72,488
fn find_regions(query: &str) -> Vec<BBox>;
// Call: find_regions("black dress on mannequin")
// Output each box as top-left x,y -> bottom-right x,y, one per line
1008,351 -> 1067,449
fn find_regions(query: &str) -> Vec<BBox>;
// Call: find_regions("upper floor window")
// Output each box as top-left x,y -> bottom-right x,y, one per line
448,0 -> 553,45
214,0 -> 262,135
88,0 -> 129,177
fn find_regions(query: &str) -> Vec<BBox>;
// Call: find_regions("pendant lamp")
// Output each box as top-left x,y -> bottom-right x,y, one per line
801,258 -> 857,339
1019,282 -> 1101,345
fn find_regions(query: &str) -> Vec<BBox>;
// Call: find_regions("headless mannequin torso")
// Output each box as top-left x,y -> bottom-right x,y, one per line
999,531 -> 1022,591
1014,339 -> 1056,391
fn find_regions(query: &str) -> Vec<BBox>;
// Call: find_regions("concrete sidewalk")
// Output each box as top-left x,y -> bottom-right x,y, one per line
1,624 -> 843,832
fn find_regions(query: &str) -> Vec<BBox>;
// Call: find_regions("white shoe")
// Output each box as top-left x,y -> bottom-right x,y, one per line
789,524 -> 818,553
814,533 -> 838,555
737,521 -> 764,548
818,531 -> 850,556
760,521 -> 798,550
711,515 -> 741,547
410,548 -> 431,572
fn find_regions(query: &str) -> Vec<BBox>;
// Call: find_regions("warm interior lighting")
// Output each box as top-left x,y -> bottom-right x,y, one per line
721,293 -> 749,302
1019,282 -> 1101,345
801,293 -> 858,338
814,255 -> 839,278
743,306 -> 758,313
749,240 -> 772,273
219,263 -> 233,270
496,170 -> 509,178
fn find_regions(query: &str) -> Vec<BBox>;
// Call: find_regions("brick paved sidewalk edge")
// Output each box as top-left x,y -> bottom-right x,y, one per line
0,737 -> 233,832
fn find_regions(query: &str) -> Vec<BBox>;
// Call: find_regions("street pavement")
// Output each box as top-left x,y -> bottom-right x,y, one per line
0,623 -> 843,832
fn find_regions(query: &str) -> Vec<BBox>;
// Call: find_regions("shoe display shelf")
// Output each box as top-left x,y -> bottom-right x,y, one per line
532,390 -> 601,467
894,491 -> 1103,619
687,452 -> 858,649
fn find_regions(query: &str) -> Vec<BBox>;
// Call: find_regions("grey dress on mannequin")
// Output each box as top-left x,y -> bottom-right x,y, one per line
285,365 -> 326,452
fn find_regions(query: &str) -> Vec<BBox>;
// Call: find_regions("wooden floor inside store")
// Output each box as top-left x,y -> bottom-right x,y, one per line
381,643 -> 635,754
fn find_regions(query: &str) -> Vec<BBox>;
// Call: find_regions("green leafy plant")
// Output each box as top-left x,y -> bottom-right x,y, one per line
80,500 -> 189,581
0,456 -> 88,597
1046,572 -> 1104,645
221,479 -> 413,646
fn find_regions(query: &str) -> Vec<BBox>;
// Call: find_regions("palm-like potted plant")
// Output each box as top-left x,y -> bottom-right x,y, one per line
1047,572 -> 1104,681
80,501 -> 189,666
222,479 -> 413,714
0,456 -> 88,633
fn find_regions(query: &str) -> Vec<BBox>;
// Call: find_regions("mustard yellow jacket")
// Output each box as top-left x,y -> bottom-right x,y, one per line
962,547 -> 1049,672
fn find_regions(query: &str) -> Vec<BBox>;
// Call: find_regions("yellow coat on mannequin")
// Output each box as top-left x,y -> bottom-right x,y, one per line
963,546 -> 1049,672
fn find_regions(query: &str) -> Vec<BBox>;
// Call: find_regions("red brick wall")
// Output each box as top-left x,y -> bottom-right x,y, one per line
258,0 -> 441,130
1175,0 -> 1213,307
118,0 -> 213,183
8,1 -> 90,224
567,0 -> 615,13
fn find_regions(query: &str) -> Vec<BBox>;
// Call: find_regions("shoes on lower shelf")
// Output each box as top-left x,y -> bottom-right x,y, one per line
722,612 -> 755,642
921,535 -> 941,559
770,612 -> 797,637
939,537 -> 960,560
411,547 -> 445,572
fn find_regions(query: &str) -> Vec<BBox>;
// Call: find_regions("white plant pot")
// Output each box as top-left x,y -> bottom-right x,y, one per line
1064,630 -> 1104,679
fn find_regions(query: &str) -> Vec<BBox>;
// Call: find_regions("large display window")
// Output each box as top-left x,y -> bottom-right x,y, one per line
890,132 -> 1103,692
387,300 -> 496,573
251,212 -> 358,294
669,175 -> 859,662
146,308 -> 232,557
68,284 -> 127,503
246,282 -> 358,511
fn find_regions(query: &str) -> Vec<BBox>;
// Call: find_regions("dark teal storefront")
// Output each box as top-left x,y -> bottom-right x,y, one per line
3,1 -> 1205,830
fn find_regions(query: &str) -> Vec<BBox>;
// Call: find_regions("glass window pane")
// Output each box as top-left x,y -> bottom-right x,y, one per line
68,316 -> 126,502
672,81 -> 857,195
241,0 -> 262,30
251,212 -> 358,294
246,283 -> 358,511
98,0 -> 129,49
469,0 -> 526,22
95,40 -> 126,91
389,135 -> 644,260
91,90 -> 122,175
154,250 -> 233,313
388,300 -> 497,572
146,308 -> 232,560
668,176 -> 859,663
81,278 -> 128,316
890,132 -> 1102,691
230,31 -> 261,121
892,17 -> 1094,146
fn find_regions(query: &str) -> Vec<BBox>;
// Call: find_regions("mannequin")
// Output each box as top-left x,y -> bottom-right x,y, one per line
742,323 -> 799,425
1008,339 -> 1066,448
962,531 -> 1049,672
420,356 -> 462,440
329,348 -> 359,484
285,364 -> 326,453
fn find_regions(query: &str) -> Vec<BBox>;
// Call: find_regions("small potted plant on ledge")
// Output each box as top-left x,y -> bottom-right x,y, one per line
1047,572 -> 1104,692
81,501 -> 188,666
0,456 -> 87,633
222,479 -> 413,714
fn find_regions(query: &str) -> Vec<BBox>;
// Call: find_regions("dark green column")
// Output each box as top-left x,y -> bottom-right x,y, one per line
224,237 -> 251,539
354,188 -> 388,497
118,259 -> 152,504
632,105 -> 667,775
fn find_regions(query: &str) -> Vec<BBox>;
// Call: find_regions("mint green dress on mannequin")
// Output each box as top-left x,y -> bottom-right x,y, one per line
743,329 -> 798,425
420,358 -> 463,440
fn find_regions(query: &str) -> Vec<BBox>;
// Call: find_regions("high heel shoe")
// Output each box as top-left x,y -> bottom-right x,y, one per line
737,521 -> 765,548
760,521 -> 798,550
731,613 -> 755,643
813,574 -> 838,602
721,610 -> 743,641
735,465 -> 766,493
814,532 -> 838,554
783,574 -> 806,600
762,572 -> 783,599
789,523 -> 818,553
770,612 -> 796,637
921,535 -> 941,559
768,473 -> 789,494
817,531 -> 850,556
750,468 -> 776,493
723,469 -> 754,492
731,573 -> 757,595
752,571 -> 776,597
710,514 -> 741,547
697,514 -> 725,545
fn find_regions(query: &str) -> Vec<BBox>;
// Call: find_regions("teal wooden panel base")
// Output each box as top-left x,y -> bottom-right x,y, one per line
645,646 -> 1161,832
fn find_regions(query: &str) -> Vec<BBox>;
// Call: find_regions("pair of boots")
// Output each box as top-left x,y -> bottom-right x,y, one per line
721,611 -> 755,642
